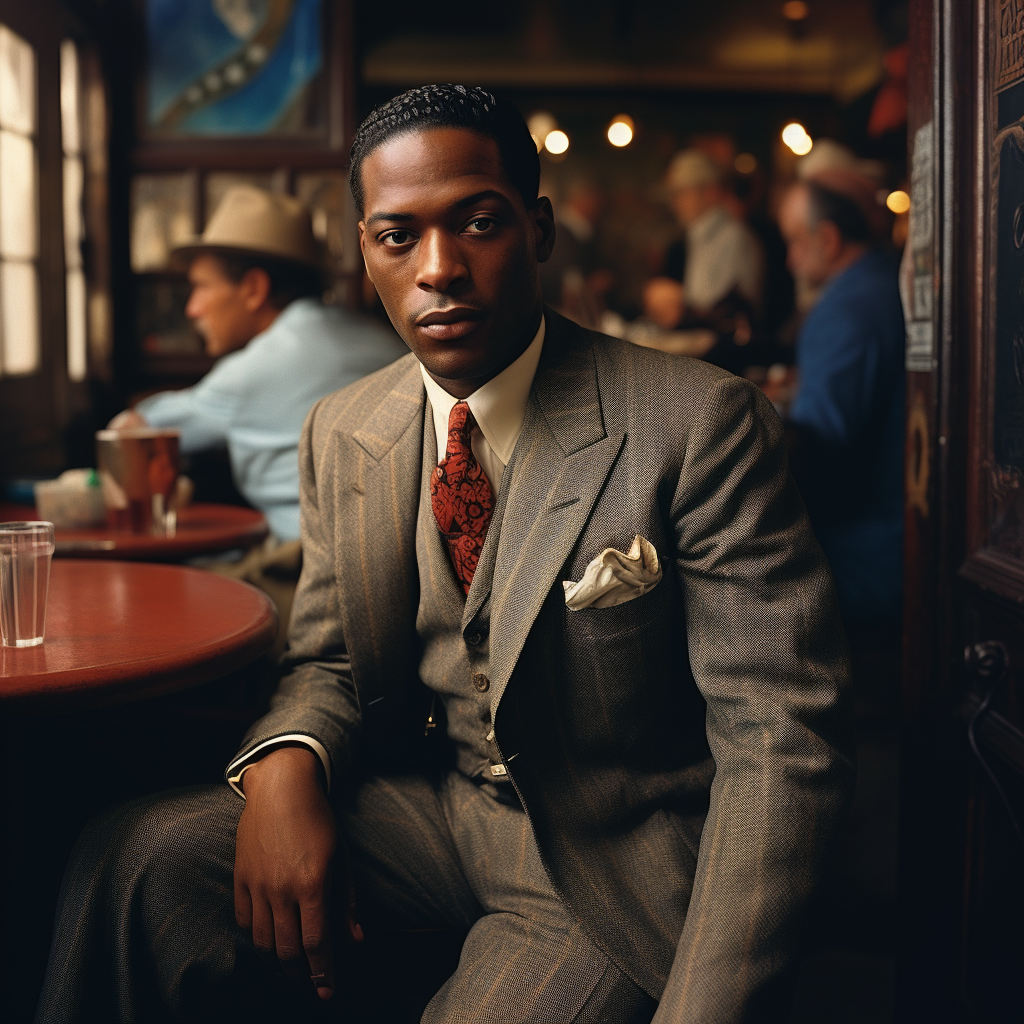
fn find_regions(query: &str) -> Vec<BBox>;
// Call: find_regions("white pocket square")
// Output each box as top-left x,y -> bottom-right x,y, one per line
563,535 -> 662,611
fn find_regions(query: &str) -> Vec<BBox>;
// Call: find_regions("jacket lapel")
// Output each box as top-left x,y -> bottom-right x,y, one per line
332,360 -> 424,712
489,314 -> 626,714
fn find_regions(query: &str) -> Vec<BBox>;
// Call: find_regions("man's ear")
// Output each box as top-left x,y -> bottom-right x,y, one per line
241,267 -> 272,312
357,221 -> 373,280
533,197 -> 556,264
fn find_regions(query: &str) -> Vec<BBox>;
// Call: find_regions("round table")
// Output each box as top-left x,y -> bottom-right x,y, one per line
0,502 -> 268,561
0,561 -> 277,715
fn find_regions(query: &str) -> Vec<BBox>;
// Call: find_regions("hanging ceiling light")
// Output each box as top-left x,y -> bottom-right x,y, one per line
734,153 -> 758,174
606,115 -> 634,148
781,122 -> 813,156
527,111 -> 557,153
544,129 -> 570,155
886,190 -> 911,214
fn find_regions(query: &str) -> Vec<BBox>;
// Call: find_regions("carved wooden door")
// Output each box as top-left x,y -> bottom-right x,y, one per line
901,2 -> 1024,1020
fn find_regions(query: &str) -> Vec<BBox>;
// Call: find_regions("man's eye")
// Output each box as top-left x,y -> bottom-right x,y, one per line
381,230 -> 413,245
465,218 -> 495,234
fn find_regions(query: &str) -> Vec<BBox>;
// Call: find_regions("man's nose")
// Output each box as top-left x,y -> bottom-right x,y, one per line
184,290 -> 201,319
415,230 -> 468,293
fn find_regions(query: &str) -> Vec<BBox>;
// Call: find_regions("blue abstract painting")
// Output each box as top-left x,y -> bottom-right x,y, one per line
146,0 -> 323,136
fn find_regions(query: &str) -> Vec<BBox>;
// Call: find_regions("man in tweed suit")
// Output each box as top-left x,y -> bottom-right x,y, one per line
37,87 -> 853,1024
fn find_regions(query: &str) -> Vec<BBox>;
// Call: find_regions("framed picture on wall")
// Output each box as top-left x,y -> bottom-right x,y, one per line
143,0 -> 328,138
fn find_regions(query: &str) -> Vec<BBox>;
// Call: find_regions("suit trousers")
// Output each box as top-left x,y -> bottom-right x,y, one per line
36,772 -> 655,1024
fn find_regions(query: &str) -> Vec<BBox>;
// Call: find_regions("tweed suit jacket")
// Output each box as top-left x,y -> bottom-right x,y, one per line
233,309 -> 854,1023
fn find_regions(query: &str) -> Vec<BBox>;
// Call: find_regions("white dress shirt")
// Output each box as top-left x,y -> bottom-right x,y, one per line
226,316 -> 546,797
420,317 -> 545,494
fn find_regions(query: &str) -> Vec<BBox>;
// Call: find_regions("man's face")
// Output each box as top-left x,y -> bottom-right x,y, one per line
670,183 -> 717,228
358,127 -> 554,396
778,184 -> 831,288
185,254 -> 263,357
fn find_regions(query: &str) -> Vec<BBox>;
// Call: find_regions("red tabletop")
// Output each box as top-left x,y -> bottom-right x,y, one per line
0,560 -> 277,715
0,502 -> 268,561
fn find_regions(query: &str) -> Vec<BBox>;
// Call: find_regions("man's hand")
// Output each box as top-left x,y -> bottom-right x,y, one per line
234,746 -> 362,1001
642,277 -> 686,330
107,409 -> 148,430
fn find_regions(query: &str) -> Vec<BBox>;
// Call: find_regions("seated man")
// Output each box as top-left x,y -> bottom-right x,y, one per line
642,150 -> 765,373
778,171 -> 904,637
114,185 -> 407,543
643,149 -> 763,325
38,87 -> 852,1024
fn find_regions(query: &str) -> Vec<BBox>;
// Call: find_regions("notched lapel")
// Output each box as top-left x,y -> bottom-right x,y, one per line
489,317 -> 626,713
351,365 -> 424,463
331,362 -> 425,712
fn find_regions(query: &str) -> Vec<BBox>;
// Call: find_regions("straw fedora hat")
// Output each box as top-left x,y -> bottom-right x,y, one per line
172,185 -> 321,269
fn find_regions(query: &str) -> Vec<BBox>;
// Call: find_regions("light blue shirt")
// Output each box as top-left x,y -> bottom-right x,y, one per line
137,298 -> 407,540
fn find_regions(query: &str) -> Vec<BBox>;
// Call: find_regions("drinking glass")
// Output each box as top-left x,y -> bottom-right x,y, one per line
0,521 -> 55,647
95,428 -> 180,536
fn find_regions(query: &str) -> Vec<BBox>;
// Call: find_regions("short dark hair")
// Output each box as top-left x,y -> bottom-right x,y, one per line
348,84 -> 540,214
805,182 -> 872,244
207,250 -> 324,309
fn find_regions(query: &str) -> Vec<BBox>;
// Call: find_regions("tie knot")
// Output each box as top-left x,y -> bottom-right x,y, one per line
448,400 -> 474,438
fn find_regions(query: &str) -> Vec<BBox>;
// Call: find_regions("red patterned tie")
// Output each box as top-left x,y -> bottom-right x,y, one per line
430,401 -> 494,595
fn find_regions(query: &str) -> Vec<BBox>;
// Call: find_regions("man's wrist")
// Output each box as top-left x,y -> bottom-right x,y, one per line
240,745 -> 323,798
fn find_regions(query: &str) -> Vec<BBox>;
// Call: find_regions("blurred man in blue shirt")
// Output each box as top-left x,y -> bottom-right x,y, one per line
779,171 -> 905,634
114,186 -> 407,541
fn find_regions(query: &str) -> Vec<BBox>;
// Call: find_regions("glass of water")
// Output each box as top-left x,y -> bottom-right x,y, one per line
0,521 -> 55,647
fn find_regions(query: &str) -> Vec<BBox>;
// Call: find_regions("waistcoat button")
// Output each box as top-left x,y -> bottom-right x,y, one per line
472,673 -> 490,693
465,631 -> 482,647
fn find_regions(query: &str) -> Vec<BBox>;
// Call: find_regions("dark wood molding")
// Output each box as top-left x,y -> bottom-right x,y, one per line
960,549 -> 1024,605
959,691 -> 1024,776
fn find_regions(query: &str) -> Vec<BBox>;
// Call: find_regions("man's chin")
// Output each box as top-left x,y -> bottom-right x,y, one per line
408,333 -> 496,382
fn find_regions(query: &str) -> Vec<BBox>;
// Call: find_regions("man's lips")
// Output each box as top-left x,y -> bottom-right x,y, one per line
414,307 -> 485,341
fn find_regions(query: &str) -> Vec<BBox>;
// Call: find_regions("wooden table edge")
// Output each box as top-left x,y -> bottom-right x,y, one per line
1,579 -> 278,717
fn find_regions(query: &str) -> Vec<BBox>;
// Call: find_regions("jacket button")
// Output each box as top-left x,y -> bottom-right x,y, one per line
472,673 -> 490,693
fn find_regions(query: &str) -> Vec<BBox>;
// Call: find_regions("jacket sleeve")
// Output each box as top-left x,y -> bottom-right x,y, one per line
654,375 -> 855,1023
225,397 -> 362,789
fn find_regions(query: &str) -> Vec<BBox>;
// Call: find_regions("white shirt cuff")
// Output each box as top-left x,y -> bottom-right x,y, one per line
226,734 -> 332,799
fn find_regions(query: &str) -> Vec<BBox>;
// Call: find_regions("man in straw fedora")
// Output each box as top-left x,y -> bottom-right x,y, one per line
111,185 -> 406,545
40,88 -> 851,1023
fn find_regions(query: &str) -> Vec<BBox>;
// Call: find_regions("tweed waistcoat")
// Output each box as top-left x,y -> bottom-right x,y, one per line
415,405 -> 510,786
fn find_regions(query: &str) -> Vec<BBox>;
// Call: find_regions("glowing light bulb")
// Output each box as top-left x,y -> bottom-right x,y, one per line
607,115 -> 634,148
886,190 -> 911,214
527,111 -> 557,153
544,130 -> 570,155
781,122 -> 813,156
783,1 -> 809,21
734,153 -> 758,174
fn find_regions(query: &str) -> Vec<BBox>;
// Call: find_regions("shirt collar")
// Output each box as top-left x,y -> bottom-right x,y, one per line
419,315 -> 545,466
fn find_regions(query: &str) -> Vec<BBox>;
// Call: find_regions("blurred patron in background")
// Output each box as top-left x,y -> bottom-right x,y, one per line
110,186 -> 407,544
778,170 -> 904,645
539,177 -> 611,329
642,149 -> 763,331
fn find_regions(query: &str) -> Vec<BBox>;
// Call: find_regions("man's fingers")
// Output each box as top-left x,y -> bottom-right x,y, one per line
271,901 -> 309,982
250,898 -> 276,962
301,897 -> 335,1000
234,878 -> 253,930
346,886 -> 364,944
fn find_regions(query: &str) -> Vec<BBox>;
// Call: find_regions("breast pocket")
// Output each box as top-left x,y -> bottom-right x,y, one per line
566,580 -> 673,642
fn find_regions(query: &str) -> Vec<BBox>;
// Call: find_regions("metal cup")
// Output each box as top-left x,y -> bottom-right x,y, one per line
0,521 -> 55,647
95,428 -> 181,536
